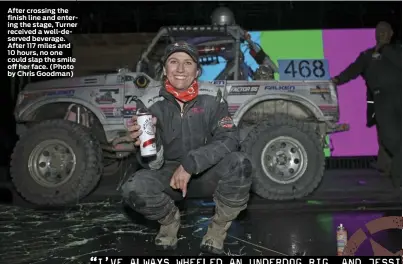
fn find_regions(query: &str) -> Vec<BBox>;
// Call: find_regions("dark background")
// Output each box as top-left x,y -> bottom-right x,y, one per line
71,2 -> 402,36
2,1 -> 402,165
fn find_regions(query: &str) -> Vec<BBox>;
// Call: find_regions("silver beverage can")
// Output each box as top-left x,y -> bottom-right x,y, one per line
137,112 -> 157,157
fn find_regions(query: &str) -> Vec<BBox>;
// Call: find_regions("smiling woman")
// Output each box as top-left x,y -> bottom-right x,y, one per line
163,52 -> 199,91
162,41 -> 201,90
161,41 -> 202,104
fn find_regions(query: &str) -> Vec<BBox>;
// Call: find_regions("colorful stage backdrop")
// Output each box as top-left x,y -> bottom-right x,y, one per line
199,29 -> 378,158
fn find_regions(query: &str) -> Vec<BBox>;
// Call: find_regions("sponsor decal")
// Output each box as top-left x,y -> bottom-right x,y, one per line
124,95 -> 138,104
22,89 -> 75,104
200,88 -> 214,93
310,88 -> 330,94
100,89 -> 119,93
95,89 -> 119,105
218,116 -> 234,128
229,85 -> 259,95
228,104 -> 240,115
319,105 -> 338,116
264,85 -> 295,92
46,89 -> 75,96
210,80 -> 226,86
101,107 -> 122,118
319,105 -> 338,110
122,108 -> 137,118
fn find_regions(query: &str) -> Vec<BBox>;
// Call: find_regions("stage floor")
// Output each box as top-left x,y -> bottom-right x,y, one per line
0,169 -> 401,263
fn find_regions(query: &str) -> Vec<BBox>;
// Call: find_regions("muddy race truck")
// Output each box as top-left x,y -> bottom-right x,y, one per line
11,19 -> 349,206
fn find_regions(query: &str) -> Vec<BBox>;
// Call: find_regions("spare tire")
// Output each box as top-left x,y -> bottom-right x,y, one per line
241,114 -> 325,200
10,120 -> 103,206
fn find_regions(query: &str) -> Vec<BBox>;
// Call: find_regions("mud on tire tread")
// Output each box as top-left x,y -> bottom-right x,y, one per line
10,120 -> 103,205
241,114 -> 325,200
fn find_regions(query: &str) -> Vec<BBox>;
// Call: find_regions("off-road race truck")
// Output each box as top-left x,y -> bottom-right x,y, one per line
10,8 -> 349,206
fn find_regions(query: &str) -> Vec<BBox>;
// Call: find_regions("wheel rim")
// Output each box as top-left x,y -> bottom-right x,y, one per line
260,136 -> 308,184
28,139 -> 77,188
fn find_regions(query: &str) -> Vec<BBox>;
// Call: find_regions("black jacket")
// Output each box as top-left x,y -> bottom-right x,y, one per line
335,44 -> 402,93
135,82 -> 240,175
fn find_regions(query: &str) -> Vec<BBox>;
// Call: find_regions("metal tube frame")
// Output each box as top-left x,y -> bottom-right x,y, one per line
136,25 -> 246,81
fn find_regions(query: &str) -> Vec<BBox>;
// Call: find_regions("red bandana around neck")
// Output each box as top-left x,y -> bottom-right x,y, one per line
165,79 -> 199,103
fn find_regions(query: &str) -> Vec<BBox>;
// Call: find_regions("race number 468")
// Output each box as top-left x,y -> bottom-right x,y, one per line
278,59 -> 330,81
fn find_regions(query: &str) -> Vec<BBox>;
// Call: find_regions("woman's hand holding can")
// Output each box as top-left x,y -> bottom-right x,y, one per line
128,115 -> 157,148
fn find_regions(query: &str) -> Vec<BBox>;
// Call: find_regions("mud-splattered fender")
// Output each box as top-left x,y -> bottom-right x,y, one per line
231,93 -> 329,126
17,97 -> 109,125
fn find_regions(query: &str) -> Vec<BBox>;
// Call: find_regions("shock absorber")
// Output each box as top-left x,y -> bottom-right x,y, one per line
244,31 -> 278,72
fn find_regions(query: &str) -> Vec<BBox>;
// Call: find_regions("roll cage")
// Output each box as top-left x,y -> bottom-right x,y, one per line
135,25 -> 278,81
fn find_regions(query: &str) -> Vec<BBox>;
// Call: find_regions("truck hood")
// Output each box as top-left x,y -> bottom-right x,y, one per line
23,75 -> 111,91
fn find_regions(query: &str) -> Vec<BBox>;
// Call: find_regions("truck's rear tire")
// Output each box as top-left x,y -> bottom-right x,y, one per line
10,120 -> 103,206
241,114 -> 325,200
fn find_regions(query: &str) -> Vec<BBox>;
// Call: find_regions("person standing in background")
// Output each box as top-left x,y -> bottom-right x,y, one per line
331,21 -> 401,187
366,91 -> 391,176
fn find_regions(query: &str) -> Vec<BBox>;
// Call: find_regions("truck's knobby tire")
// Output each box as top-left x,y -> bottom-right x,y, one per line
10,120 -> 103,206
241,114 -> 325,200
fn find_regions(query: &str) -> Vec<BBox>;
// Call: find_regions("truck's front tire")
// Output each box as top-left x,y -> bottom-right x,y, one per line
241,114 -> 325,200
10,120 -> 103,206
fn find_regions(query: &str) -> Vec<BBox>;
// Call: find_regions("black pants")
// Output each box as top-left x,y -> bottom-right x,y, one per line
373,91 -> 402,186
375,123 -> 392,174
367,91 -> 392,174
121,152 -> 253,221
